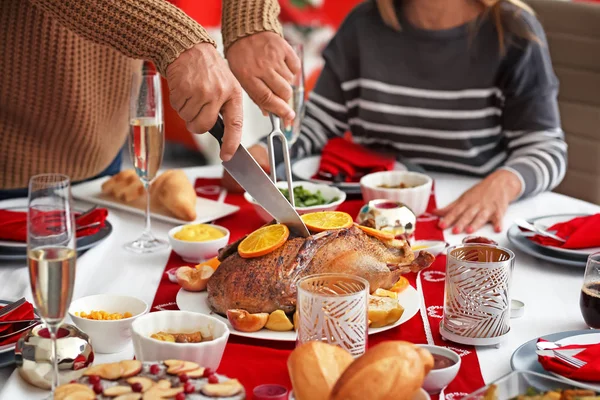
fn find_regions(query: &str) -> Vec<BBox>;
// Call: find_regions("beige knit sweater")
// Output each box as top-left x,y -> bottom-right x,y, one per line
0,0 -> 282,189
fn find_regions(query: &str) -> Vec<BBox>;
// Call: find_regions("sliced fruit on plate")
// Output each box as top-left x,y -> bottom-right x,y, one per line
55,383 -> 95,400
390,277 -> 410,293
265,310 -> 294,331
196,257 -> 221,271
120,360 -> 142,378
114,394 -> 142,400
176,265 -> 214,292
301,211 -> 353,232
226,309 -> 269,332
84,362 -> 122,380
201,379 -> 244,397
355,224 -> 394,240
104,385 -> 133,396
238,224 -> 290,258
373,288 -> 398,299
127,377 -> 154,393
185,367 -> 207,378
368,295 -> 405,328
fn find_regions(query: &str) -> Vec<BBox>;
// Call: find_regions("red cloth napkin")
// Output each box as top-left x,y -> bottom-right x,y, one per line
538,339 -> 600,382
0,301 -> 35,346
530,214 -> 600,249
313,138 -> 395,183
0,208 -> 108,243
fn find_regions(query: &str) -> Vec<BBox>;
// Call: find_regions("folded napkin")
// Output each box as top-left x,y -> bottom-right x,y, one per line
0,301 -> 34,346
0,208 -> 108,243
530,214 -> 600,249
537,339 -> 600,382
313,138 -> 396,183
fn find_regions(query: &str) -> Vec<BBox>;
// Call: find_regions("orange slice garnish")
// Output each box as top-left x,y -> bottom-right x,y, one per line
355,224 -> 395,240
238,224 -> 290,258
195,257 -> 221,271
390,277 -> 410,293
301,211 -> 353,232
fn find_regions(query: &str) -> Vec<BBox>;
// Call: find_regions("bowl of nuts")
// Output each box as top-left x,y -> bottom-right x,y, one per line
68,294 -> 149,354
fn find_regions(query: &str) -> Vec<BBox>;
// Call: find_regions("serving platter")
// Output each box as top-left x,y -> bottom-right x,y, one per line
176,285 -> 421,342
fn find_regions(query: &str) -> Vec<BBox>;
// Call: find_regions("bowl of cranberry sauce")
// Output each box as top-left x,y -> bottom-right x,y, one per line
418,345 -> 461,395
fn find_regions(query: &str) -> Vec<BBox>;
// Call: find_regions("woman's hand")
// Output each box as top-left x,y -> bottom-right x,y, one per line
166,43 -> 243,162
433,170 -> 522,234
221,144 -> 271,193
226,32 -> 301,123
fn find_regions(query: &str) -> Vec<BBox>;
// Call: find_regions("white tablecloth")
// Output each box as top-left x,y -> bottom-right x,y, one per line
0,166 -> 598,399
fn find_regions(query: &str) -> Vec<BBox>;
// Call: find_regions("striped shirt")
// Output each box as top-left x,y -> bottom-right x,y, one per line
291,1 -> 567,199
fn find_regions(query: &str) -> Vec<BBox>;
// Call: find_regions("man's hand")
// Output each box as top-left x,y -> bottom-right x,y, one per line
226,32 -> 301,123
222,144 -> 270,192
166,43 -> 243,161
434,169 -> 523,234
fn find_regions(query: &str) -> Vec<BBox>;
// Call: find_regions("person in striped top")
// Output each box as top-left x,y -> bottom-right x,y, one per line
231,0 -> 567,234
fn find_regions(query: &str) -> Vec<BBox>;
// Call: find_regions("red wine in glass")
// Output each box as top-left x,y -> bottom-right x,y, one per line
580,281 -> 600,329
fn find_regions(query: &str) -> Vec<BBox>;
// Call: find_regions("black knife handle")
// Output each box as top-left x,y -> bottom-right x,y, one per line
208,115 -> 225,147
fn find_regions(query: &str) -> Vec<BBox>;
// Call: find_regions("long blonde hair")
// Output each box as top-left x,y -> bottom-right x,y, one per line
376,0 -> 539,54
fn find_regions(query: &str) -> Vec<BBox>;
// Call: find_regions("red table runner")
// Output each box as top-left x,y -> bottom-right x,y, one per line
150,179 -> 485,398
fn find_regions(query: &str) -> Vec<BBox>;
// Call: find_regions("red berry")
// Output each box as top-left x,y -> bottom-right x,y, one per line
88,375 -> 100,384
150,364 -> 160,375
175,393 -> 186,400
69,380 -> 77,384
184,383 -> 195,393
93,382 -> 103,394
208,375 -> 218,384
179,373 -> 189,383
202,368 -> 213,378
131,382 -> 143,393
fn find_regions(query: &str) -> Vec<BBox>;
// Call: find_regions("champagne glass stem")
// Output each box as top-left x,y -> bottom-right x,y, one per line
143,183 -> 152,238
48,324 -> 59,393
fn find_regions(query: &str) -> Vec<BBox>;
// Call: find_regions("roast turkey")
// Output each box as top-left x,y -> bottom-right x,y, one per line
207,225 -> 434,315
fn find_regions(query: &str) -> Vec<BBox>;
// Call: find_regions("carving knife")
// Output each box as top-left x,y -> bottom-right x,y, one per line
208,116 -> 310,237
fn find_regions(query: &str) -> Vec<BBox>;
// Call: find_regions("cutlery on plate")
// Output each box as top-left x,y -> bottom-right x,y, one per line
514,219 -> 566,243
0,297 -> 26,318
0,318 -> 41,325
208,116 -> 310,237
536,341 -> 588,368
75,205 -> 98,222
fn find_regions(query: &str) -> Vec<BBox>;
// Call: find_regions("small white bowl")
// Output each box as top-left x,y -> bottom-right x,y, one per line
69,294 -> 149,354
360,171 -> 433,216
419,345 -> 461,395
244,181 -> 346,223
131,311 -> 229,370
168,224 -> 230,263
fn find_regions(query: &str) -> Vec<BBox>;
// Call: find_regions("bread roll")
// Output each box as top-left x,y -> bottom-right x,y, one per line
287,342 -> 354,400
150,170 -> 197,221
101,170 -> 144,203
330,341 -> 433,400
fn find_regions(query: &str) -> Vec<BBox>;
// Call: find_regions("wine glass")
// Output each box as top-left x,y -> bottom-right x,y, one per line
580,252 -> 600,329
27,174 -> 77,396
282,43 -> 306,146
126,71 -> 168,253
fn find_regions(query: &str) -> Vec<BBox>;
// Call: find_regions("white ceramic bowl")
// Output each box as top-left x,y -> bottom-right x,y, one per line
360,171 -> 433,216
69,294 -> 149,354
131,310 -> 229,370
168,224 -> 230,263
244,181 -> 346,223
419,345 -> 461,395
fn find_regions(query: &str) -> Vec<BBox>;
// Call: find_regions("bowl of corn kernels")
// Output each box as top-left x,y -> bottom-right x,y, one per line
68,294 -> 149,354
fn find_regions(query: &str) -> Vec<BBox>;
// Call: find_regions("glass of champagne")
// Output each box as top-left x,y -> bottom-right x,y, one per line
283,43 -> 306,146
580,252 -> 600,329
126,71 -> 167,253
27,174 -> 77,396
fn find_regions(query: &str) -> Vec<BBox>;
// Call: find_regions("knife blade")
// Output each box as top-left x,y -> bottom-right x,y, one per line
208,117 -> 310,237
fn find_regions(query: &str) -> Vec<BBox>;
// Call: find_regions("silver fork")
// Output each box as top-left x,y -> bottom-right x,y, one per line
0,297 -> 26,318
553,350 -> 587,368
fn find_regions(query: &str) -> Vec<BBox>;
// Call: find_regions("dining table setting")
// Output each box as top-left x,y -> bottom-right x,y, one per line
1,70 -> 600,400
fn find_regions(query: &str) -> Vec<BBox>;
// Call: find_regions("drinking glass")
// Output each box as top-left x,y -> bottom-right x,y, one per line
296,273 -> 369,357
126,71 -> 167,253
27,174 -> 77,396
282,43 -> 305,146
580,252 -> 600,329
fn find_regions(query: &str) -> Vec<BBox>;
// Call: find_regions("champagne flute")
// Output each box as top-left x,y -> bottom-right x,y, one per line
27,174 -> 77,396
283,43 -> 306,146
126,71 -> 168,253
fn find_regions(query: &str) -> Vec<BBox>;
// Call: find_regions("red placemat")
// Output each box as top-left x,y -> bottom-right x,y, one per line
150,179 -> 485,398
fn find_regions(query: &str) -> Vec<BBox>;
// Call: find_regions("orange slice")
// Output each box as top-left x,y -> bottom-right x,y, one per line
195,257 -> 221,271
355,224 -> 394,240
301,211 -> 353,232
373,288 -> 398,299
238,224 -> 290,258
390,277 -> 410,293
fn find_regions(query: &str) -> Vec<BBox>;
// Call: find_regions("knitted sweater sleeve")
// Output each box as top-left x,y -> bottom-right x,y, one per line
221,0 -> 283,52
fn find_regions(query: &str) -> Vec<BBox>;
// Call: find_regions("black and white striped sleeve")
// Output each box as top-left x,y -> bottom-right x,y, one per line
498,18 -> 567,199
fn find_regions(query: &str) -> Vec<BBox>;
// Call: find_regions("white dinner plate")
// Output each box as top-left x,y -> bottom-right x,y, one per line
71,177 -> 239,226
291,156 -> 407,188
176,285 -> 421,342
530,214 -> 600,258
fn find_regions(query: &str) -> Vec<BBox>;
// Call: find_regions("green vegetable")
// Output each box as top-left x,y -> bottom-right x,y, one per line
279,186 -> 338,207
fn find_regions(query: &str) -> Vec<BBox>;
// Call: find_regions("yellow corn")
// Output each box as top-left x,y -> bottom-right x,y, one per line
75,310 -> 133,320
